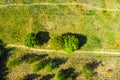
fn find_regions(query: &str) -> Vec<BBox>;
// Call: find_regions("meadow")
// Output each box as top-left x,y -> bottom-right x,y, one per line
5,47 -> 120,80
0,1 -> 120,51
0,1 -> 120,80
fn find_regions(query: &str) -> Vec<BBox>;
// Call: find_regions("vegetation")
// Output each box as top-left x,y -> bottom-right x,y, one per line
3,48 -> 120,80
63,34 -> 79,53
54,67 -> 77,80
45,61 -> 56,72
50,35 -> 64,50
32,61 -> 45,72
6,58 -> 21,69
0,3 -> 120,51
0,0 -> 120,80
24,33 -> 37,47
50,33 -> 86,53
82,65 -> 94,80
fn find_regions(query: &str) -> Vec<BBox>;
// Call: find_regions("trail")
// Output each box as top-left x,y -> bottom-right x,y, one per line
0,3 -> 120,11
7,44 -> 120,55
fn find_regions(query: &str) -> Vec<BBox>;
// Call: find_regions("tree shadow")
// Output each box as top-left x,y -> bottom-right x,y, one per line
36,31 -> 50,45
40,74 -> 55,80
59,67 -> 78,80
33,57 -> 67,71
0,39 -> 14,80
61,33 -> 87,49
50,57 -> 67,68
85,60 -> 102,70
21,53 -> 49,63
45,57 -> 67,68
24,74 -> 41,80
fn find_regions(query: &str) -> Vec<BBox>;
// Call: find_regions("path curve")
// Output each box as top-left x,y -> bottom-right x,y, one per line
0,3 -> 120,11
7,44 -> 120,55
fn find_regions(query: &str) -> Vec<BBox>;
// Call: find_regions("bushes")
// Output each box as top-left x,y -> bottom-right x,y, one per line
32,61 -> 45,72
24,33 -> 37,47
24,31 -> 50,47
50,33 -> 86,53
50,36 -> 64,50
6,58 -> 21,69
63,35 -> 79,53
54,67 -> 77,80
54,71 -> 66,80
25,32 -> 87,53
82,65 -> 93,80
45,61 -> 56,72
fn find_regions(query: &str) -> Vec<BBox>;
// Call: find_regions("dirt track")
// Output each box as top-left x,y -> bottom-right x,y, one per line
7,44 -> 120,55
0,3 -> 120,11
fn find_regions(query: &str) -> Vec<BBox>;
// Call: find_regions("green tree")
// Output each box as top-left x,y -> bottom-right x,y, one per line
82,65 -> 93,80
63,35 -> 79,53
50,36 -> 64,50
24,33 -> 37,47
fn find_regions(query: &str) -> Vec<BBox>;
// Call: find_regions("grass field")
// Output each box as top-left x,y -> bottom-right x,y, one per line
0,2 -> 120,51
5,47 -> 120,80
0,1 -> 120,80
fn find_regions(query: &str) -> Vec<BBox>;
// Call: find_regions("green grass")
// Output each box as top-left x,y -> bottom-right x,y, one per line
6,48 -> 120,80
0,4 -> 120,51
6,58 -> 21,69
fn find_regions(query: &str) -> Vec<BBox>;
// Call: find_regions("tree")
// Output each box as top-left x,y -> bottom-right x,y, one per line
63,35 -> 79,53
24,33 -> 37,47
50,36 -> 64,50
50,33 -> 80,53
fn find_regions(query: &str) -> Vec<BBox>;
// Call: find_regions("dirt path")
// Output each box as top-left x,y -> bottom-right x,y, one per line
0,3 -> 120,11
7,44 -> 120,55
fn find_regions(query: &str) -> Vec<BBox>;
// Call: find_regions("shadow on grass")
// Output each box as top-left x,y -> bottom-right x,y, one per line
45,57 -> 68,68
21,53 -> 49,63
0,39 -> 14,80
36,31 -> 50,45
49,57 -> 67,67
24,74 -> 41,80
40,74 -> 54,80
58,67 -> 78,80
61,33 -> 87,49
86,60 -> 102,70
32,57 -> 67,72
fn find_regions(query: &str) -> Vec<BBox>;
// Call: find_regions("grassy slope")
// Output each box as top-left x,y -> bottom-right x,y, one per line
7,47 -> 120,80
0,0 -> 120,51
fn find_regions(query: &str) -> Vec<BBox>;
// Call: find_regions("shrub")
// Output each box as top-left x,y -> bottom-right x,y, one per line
45,61 -> 56,72
32,61 -> 45,72
24,33 -> 37,48
50,33 -> 85,53
27,57 -> 36,64
54,70 -> 73,80
50,36 -> 64,50
17,77 -> 24,80
54,71 -> 66,80
63,35 -> 79,53
82,65 -> 93,80
6,58 -> 21,69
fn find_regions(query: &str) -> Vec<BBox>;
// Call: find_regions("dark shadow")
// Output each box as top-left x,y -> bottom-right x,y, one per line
21,53 -> 49,63
0,39 -> 6,50
49,57 -> 67,68
33,57 -> 67,70
59,67 -> 78,80
36,31 -> 50,45
85,60 -> 102,70
24,74 -> 41,80
0,39 -> 14,80
40,74 -> 54,80
61,33 -> 87,49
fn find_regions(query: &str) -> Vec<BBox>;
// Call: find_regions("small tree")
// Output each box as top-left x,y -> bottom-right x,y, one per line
24,33 -> 37,47
82,65 -> 93,80
50,36 -> 64,50
63,35 -> 79,53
